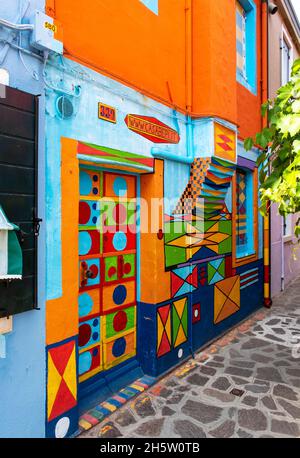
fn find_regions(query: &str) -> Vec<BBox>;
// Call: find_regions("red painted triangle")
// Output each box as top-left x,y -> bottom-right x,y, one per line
48,378 -> 77,422
185,266 -> 198,288
49,341 -> 74,377
171,273 -> 184,297
158,304 -> 170,325
157,331 -> 171,357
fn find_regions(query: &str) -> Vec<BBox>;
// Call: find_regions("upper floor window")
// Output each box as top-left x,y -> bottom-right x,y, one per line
236,3 -> 247,80
236,0 -> 257,94
281,33 -> 292,85
235,167 -> 257,260
140,0 -> 158,15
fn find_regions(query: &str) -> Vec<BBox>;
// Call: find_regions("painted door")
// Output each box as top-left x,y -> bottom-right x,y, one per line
78,169 -> 137,384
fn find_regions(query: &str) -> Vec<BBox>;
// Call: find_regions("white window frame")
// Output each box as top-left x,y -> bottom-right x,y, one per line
281,26 -> 293,86
283,214 -> 293,238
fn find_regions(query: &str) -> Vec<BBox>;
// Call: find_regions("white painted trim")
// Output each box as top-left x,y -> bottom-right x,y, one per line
0,207 -> 14,230
0,275 -> 22,280
0,231 -> 8,276
281,25 -> 294,86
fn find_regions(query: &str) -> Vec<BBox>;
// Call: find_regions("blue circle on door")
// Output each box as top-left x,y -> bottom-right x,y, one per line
113,231 -> 127,251
113,177 -> 127,197
79,231 -> 92,256
78,292 -> 94,318
79,171 -> 92,196
113,285 -> 127,305
79,351 -> 92,375
112,337 -> 126,358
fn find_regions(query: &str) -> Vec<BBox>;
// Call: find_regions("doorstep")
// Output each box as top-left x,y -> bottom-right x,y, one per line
76,375 -> 156,435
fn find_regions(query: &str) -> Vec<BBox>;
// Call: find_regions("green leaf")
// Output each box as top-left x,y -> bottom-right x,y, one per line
277,114 -> 300,136
256,131 -> 269,149
253,60 -> 300,220
244,137 -> 254,151
295,225 -> 300,238
256,151 -> 267,167
261,101 -> 269,117
292,100 -> 300,113
292,58 -> 300,76
293,140 -> 300,154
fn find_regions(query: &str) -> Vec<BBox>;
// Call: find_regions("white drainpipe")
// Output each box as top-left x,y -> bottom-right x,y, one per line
281,216 -> 285,291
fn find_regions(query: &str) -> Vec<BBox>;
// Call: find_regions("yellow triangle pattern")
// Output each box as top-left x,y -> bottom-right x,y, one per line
174,324 -> 187,347
63,346 -> 77,401
47,354 -> 62,420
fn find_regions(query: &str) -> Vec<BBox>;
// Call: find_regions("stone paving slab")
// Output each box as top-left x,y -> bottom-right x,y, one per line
79,277 -> 300,438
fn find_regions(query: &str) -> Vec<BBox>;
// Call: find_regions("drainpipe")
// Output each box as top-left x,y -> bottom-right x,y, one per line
185,0 -> 193,159
262,1 -> 272,307
281,217 -> 285,291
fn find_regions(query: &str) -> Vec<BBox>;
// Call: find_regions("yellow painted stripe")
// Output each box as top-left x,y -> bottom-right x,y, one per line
79,419 -> 92,430
102,402 -> 117,412
264,284 -> 269,297
264,248 -> 269,263
130,384 -> 144,392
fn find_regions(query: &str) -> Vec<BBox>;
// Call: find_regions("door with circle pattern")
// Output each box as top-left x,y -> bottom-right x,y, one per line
78,169 -> 137,384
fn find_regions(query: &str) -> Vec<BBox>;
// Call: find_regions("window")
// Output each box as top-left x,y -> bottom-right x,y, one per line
235,168 -> 256,259
281,34 -> 292,86
139,0 -> 158,15
283,214 -> 293,237
236,0 -> 257,94
236,3 -> 247,80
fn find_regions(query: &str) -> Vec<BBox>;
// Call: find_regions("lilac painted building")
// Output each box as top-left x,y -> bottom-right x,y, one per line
269,0 -> 300,296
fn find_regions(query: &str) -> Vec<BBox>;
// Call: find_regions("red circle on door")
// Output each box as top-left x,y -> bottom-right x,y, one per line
123,262 -> 131,275
113,310 -> 128,332
79,323 -> 92,347
79,201 -> 91,225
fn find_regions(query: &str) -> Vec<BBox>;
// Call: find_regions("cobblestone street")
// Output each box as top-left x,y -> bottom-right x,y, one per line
79,277 -> 300,439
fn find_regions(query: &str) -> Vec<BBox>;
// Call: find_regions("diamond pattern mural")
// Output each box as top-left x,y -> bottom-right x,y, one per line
214,276 -> 240,324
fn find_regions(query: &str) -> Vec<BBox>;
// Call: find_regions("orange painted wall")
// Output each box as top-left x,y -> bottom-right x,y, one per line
46,138 -> 79,345
46,0 -> 266,134
237,0 -> 265,140
140,159 -> 171,304
192,0 -> 237,124
46,0 -> 187,111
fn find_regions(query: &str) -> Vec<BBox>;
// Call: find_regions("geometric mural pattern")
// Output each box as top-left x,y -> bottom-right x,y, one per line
173,158 -> 211,215
47,339 -> 77,422
166,151 -> 236,269
208,257 -> 225,285
171,265 -> 198,297
236,169 -> 247,247
157,304 -> 171,358
172,297 -> 188,348
240,267 -> 259,290
156,297 -> 188,357
214,122 -> 236,163
165,219 -> 232,268
214,275 -> 240,324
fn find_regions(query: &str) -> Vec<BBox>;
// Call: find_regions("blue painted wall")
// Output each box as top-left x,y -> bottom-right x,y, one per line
44,55 -> 187,301
0,0 -> 46,438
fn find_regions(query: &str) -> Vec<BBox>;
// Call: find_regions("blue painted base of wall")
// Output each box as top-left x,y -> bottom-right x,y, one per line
138,259 -> 264,378
78,357 -> 144,414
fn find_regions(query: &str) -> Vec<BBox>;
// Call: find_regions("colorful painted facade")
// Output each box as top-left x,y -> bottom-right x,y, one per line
0,0 -> 272,438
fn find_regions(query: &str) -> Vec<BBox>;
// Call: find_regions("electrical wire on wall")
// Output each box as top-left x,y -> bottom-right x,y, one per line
18,0 -> 39,81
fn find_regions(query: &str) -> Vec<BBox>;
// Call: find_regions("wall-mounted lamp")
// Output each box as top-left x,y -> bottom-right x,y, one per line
268,1 -> 278,15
